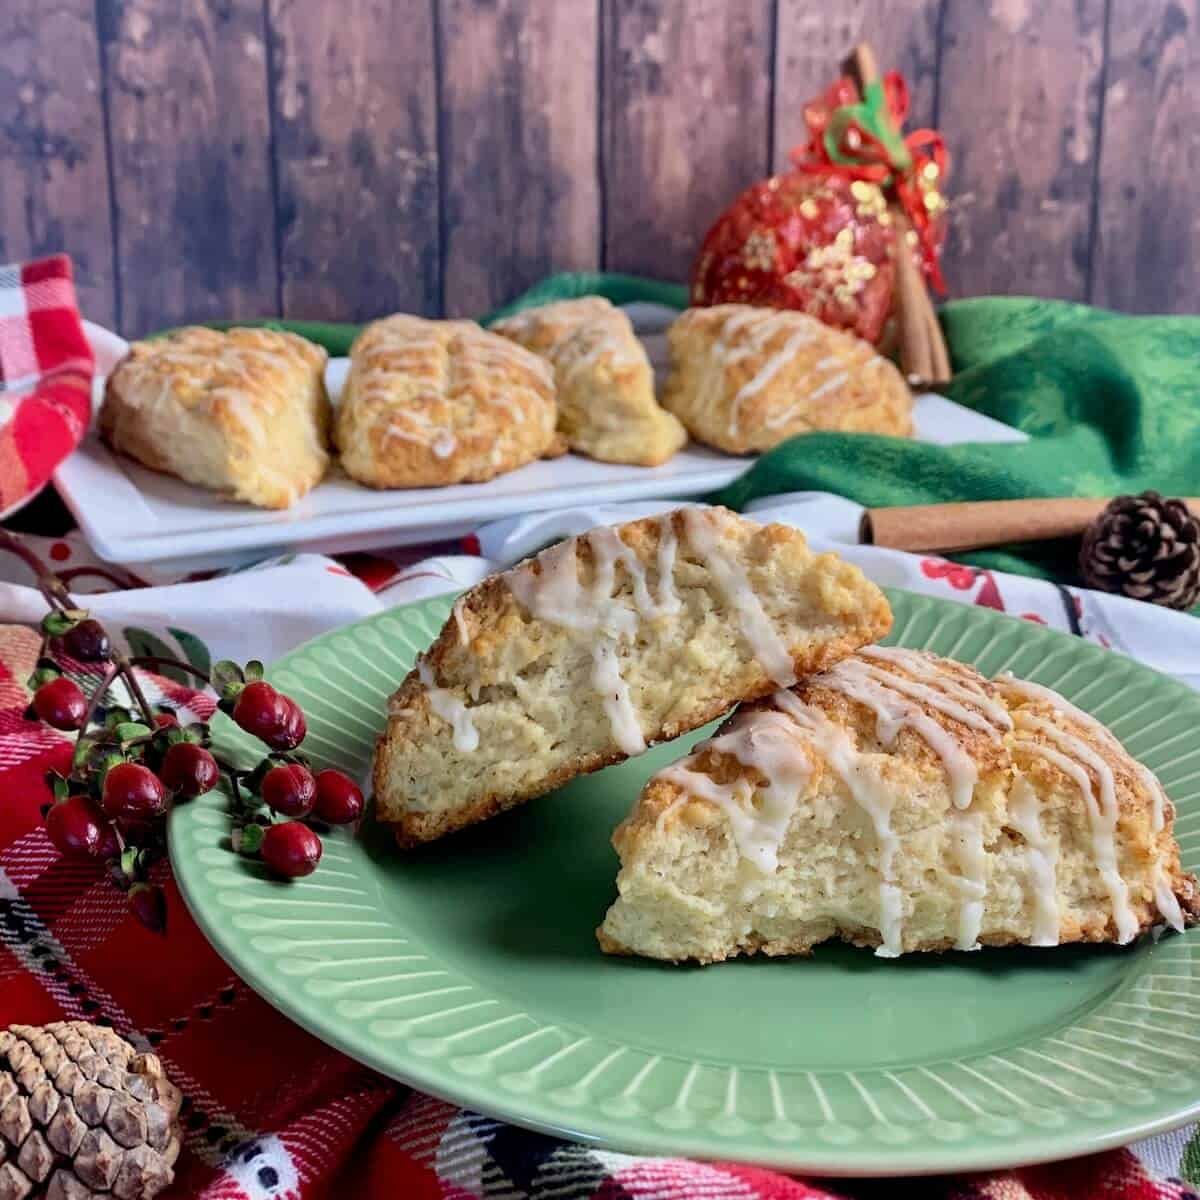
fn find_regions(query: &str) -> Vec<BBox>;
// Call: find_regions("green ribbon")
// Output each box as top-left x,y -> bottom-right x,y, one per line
824,79 -> 912,177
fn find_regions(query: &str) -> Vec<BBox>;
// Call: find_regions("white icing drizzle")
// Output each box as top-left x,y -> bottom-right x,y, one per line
815,655 -> 1000,951
658,710 -> 812,875
815,658 -> 984,809
506,516 -> 684,752
417,659 -> 479,752
592,639 -> 646,756
862,647 -> 1013,731
1155,873 -> 1186,933
729,325 -> 820,435
1007,774 -> 1061,946
681,508 -> 795,687
999,673 -> 1182,933
432,431 -> 457,458
1011,713 -> 1138,943
773,690 -> 904,956
948,808 -> 987,950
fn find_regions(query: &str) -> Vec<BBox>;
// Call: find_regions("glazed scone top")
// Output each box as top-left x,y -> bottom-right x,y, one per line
663,303 -> 910,452
632,646 -> 1187,956
344,314 -> 557,463
110,326 -> 327,417
401,506 -> 889,763
491,297 -> 649,382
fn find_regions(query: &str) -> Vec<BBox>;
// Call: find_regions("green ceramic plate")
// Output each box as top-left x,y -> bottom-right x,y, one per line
170,590 -> 1200,1175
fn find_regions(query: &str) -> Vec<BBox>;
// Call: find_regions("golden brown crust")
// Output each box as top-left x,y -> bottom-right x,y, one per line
101,326 -> 331,509
334,314 -> 561,488
492,297 -> 687,466
662,304 -> 913,454
374,506 -> 892,845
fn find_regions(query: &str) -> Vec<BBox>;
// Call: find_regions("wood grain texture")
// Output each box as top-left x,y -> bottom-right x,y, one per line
937,0 -> 1105,301
773,0 -> 942,171
440,0 -> 600,317
1092,0 -> 1200,312
268,0 -> 439,321
603,0 -> 772,281
0,0 -> 116,325
100,0 -> 278,335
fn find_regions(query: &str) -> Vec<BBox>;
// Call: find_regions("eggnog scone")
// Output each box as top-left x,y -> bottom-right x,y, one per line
101,326 -> 330,509
599,649 -> 1199,963
492,297 -> 687,466
335,314 -> 563,488
374,507 -> 891,846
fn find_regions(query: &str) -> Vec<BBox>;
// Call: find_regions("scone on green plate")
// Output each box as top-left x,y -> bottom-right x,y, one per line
374,506 -> 892,846
598,648 -> 1200,963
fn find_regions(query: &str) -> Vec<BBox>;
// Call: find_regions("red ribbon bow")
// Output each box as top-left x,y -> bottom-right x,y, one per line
792,71 -> 949,292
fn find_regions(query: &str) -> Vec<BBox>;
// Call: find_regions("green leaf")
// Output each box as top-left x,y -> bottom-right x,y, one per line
211,660 -> 244,697
122,627 -> 190,686
41,611 -> 79,638
72,736 -> 96,769
26,666 -> 61,691
45,772 -> 70,802
237,824 -> 265,855
114,722 -> 151,742
104,706 -> 134,730
243,660 -> 265,682
120,846 -> 139,879
167,627 -> 212,678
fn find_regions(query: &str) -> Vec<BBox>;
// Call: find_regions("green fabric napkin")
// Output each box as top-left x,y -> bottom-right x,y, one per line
202,275 -> 1200,585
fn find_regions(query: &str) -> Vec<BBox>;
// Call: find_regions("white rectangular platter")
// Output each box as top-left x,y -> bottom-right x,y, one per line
55,305 -> 1025,570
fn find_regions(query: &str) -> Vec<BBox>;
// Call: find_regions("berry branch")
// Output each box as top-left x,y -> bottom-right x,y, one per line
1,528 -> 364,934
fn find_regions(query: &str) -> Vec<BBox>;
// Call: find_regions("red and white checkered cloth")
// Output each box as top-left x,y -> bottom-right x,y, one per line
0,255 -> 94,519
2,254 -> 1198,1198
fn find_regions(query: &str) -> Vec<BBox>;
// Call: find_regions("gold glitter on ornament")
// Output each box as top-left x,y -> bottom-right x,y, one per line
742,229 -> 778,271
850,180 -> 888,220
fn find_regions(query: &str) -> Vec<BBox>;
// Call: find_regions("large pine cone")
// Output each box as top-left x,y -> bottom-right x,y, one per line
0,1023 -> 182,1200
1080,490 -> 1200,610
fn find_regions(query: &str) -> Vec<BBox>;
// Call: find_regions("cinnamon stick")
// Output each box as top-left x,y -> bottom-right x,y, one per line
841,42 -> 951,389
861,498 -> 1200,554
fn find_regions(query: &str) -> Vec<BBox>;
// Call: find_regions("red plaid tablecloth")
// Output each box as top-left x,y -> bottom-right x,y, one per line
1,254 -> 1198,1199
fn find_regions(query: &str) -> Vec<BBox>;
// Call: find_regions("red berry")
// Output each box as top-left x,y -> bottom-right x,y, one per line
313,769 -> 364,824
96,820 -> 122,860
45,795 -> 105,859
62,619 -> 111,663
273,699 -> 307,751
261,821 -> 322,879
102,762 -> 168,821
129,883 -> 167,934
161,742 -> 219,797
232,681 -> 288,739
153,711 -> 179,729
32,677 -> 88,731
261,763 -> 315,817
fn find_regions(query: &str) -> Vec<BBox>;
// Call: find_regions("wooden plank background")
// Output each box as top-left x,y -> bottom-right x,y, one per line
2,0 -> 1197,335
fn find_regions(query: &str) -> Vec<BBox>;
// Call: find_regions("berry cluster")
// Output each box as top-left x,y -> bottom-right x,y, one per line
6,530 -> 363,933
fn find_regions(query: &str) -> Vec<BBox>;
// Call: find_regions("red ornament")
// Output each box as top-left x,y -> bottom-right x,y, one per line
691,63 -> 949,347
691,173 -> 897,343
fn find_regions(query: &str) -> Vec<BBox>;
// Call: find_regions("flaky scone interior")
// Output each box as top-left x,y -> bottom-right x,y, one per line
374,507 -> 891,846
599,648 -> 1199,962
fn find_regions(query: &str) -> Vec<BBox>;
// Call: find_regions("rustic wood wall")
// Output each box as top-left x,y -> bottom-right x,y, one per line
3,0 -> 1197,336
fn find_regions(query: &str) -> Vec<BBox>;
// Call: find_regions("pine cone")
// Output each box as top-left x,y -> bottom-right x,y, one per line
0,1023 -> 182,1200
1080,491 -> 1200,610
